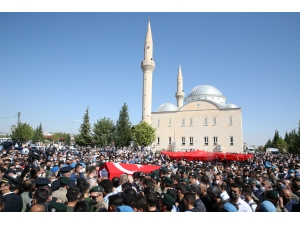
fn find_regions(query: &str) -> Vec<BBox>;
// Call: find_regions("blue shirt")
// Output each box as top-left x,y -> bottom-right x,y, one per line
69,173 -> 84,182
284,199 -> 299,212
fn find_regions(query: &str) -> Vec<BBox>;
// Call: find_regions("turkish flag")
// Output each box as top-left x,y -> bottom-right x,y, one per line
98,162 -> 161,180
161,151 -> 253,161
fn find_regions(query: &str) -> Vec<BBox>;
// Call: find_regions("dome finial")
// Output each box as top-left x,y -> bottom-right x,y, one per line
204,81 -> 206,85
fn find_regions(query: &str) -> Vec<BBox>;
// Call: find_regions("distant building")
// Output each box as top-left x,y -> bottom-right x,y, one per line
43,132 -> 54,137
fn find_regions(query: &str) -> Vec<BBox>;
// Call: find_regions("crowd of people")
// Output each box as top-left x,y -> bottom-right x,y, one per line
1,144 -> 300,212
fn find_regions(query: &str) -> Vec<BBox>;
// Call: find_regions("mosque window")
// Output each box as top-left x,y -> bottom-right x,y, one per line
168,118 -> 171,127
157,137 -> 160,145
213,137 -> 218,145
169,137 -> 172,145
157,119 -> 160,127
189,118 -> 193,126
229,116 -> 232,125
213,117 -> 217,125
182,137 -> 186,145
182,118 -> 185,126
189,137 -> 194,145
204,117 -> 208,126
230,136 -> 234,145
204,137 -> 208,145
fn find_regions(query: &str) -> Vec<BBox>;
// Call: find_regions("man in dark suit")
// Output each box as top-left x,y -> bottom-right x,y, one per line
51,166 -> 76,191
0,181 -> 23,212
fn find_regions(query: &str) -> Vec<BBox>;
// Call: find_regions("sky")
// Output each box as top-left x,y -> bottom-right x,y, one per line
0,10 -> 300,146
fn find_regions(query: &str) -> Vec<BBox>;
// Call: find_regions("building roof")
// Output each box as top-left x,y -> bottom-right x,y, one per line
157,103 -> 179,112
226,103 -> 238,108
188,84 -> 223,97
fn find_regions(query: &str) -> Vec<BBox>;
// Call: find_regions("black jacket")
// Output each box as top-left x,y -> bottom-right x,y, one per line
3,193 -> 23,212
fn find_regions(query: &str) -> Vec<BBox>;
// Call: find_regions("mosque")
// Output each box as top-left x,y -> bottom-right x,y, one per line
141,20 -> 243,153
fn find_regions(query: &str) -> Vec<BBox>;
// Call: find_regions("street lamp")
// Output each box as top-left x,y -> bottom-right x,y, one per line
66,118 -> 79,135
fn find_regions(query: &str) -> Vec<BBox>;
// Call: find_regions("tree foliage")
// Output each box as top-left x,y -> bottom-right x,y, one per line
132,121 -> 156,147
264,121 -> 300,153
32,123 -> 43,144
75,107 -> 92,147
11,123 -> 34,143
114,103 -> 132,148
52,132 -> 71,146
93,117 -> 115,147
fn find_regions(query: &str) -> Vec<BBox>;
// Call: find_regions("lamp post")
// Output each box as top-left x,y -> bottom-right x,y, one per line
66,118 -> 79,135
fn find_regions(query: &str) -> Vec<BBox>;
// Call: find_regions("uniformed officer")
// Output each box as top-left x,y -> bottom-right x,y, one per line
52,177 -> 70,204
89,186 -> 108,212
51,166 -> 76,191
48,202 -> 67,212
160,167 -> 169,178
161,176 -> 174,193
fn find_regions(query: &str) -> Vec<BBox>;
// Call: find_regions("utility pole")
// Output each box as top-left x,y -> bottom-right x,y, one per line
17,112 -> 20,125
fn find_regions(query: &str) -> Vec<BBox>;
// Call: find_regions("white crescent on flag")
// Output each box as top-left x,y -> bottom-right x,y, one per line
113,163 -> 137,174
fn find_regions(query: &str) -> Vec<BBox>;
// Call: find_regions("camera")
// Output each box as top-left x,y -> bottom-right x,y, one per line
28,149 -> 41,161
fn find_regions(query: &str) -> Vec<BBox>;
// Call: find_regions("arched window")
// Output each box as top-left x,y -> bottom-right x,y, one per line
204,117 -> 208,126
213,117 -> 217,125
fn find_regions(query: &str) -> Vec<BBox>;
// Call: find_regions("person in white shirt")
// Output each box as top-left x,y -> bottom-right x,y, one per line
241,186 -> 257,212
112,174 -> 128,195
227,183 -> 252,212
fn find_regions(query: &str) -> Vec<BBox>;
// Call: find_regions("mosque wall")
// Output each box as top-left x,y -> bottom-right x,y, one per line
151,104 -> 243,153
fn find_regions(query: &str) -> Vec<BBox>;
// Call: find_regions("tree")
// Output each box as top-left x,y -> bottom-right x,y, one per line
64,134 -> 71,146
114,103 -> 132,148
93,117 -> 115,147
284,131 -> 290,146
276,137 -> 287,152
32,127 -> 40,144
38,123 -> 43,139
11,123 -> 34,143
272,130 -> 280,147
263,139 -> 272,151
75,107 -> 92,147
132,121 -> 156,147
52,132 -> 71,146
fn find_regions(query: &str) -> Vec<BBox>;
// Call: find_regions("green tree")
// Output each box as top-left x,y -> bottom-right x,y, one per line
284,131 -> 290,146
65,134 -> 71,146
263,139 -> 272,151
38,123 -> 43,139
114,103 -> 132,148
11,123 -> 34,143
272,130 -> 280,147
32,123 -> 43,144
93,117 -> 115,147
52,132 -> 71,146
276,137 -> 287,152
75,107 -> 92,147
132,121 -> 156,147
32,127 -> 39,143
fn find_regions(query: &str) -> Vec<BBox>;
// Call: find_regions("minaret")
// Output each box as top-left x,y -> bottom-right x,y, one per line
175,64 -> 185,108
141,19 -> 155,124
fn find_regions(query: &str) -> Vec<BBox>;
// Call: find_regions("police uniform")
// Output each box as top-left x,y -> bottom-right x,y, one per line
51,166 -> 76,191
89,186 -> 108,212
52,177 -> 70,204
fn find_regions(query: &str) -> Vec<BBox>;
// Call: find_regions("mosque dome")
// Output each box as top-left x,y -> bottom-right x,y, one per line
184,84 -> 226,105
188,85 -> 222,97
226,103 -> 238,108
157,103 -> 179,112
